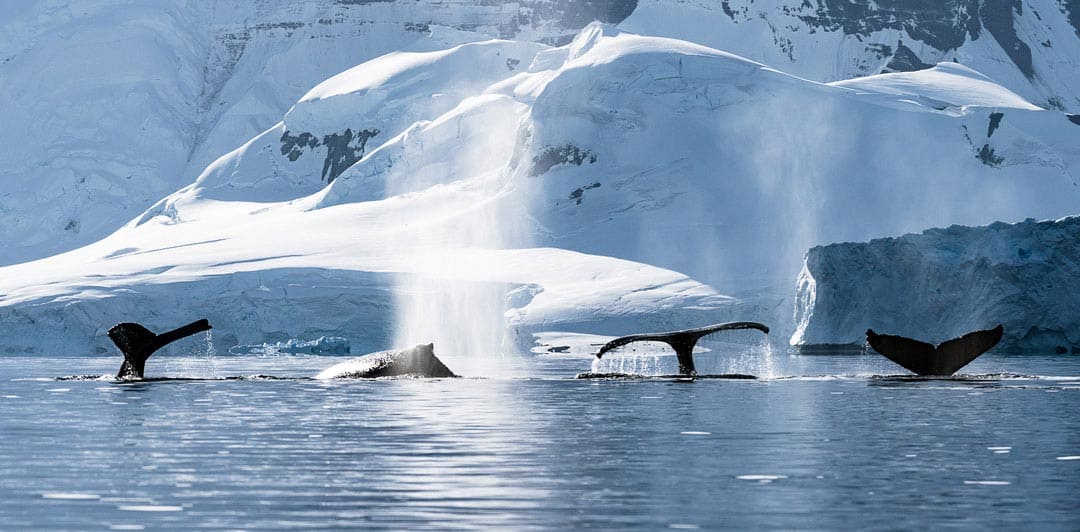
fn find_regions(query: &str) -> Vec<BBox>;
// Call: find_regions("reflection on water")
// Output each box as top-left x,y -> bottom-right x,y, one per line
0,353 -> 1078,529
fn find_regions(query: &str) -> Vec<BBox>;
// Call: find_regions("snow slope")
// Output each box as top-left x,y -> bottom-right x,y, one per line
830,62 -> 1043,111
0,0 -> 634,266
7,0 -> 1080,268
1,23 -> 1078,360
792,216 -> 1080,353
622,0 -> 1080,112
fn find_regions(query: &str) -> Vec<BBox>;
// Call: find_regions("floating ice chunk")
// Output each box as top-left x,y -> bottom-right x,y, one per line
117,505 -> 184,512
42,493 -> 100,500
736,475 -> 787,482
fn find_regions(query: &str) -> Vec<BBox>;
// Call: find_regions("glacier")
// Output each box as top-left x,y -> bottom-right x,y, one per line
792,216 -> 1080,354
1,3 -> 1079,363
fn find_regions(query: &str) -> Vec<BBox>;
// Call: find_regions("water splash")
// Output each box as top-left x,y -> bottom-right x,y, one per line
695,331 -> 774,377
203,329 -> 219,378
589,332 -> 776,377
162,330 -> 218,379
591,341 -> 675,376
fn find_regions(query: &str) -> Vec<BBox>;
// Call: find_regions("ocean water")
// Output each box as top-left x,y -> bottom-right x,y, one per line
1,350 -> 1078,530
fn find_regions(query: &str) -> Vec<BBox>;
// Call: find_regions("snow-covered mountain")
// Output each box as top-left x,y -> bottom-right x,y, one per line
0,0 -> 634,265
1,3 -> 1078,361
624,0 -> 1080,112
1,19 -> 1077,360
792,216 -> 1080,353
5,0 -> 1080,267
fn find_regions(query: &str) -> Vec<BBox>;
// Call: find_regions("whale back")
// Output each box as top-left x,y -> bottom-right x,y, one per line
316,343 -> 457,379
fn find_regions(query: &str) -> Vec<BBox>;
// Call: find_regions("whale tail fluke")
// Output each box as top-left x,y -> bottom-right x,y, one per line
110,319 -> 212,379
866,324 -> 1003,376
595,321 -> 770,376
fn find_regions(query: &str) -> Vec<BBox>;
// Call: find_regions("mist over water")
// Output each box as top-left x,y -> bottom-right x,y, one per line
388,94 -> 531,366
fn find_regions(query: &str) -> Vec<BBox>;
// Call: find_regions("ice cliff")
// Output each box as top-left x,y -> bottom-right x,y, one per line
792,216 -> 1080,353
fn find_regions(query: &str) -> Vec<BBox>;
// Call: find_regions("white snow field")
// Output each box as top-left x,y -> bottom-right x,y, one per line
0,0 -> 632,265
623,0 -> 1080,113
792,216 -> 1080,353
1,18 -> 1079,361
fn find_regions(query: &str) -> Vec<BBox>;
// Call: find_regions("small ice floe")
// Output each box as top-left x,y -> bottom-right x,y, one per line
668,524 -> 700,529
3,395 -> 19,399
308,434 -> 323,438
1056,455 -> 1080,461
736,475 -> 787,483
46,388 -> 70,393
963,480 -> 1010,486
988,446 -> 1012,454
680,431 -> 711,435
117,505 -> 183,512
109,525 -> 146,531
41,492 -> 100,500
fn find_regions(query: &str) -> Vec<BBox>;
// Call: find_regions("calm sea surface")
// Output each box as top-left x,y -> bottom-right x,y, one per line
1,350 -> 1078,530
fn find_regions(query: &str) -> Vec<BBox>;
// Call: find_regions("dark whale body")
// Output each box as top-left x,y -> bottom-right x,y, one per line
316,343 -> 457,379
109,319 -> 212,379
595,321 -> 771,376
866,325 -> 1004,376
